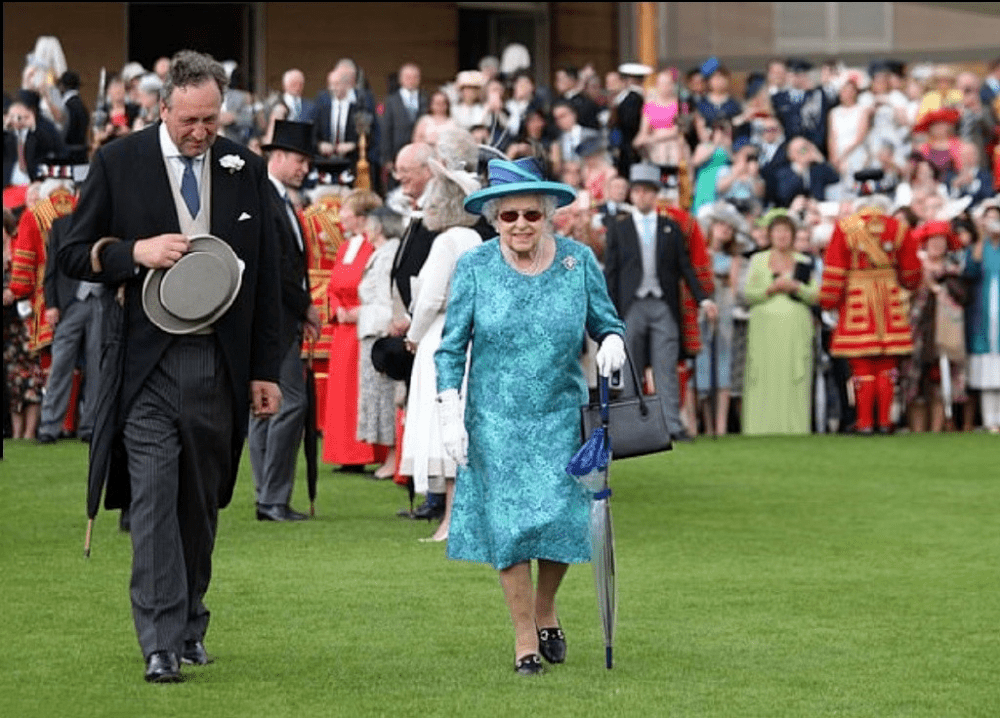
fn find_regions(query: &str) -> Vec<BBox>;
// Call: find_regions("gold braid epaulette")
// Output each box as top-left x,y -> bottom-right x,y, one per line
32,198 -> 59,235
841,212 -> 891,269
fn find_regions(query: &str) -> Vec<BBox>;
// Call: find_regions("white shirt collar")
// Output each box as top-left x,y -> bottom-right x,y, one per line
268,172 -> 288,199
159,122 -> 207,163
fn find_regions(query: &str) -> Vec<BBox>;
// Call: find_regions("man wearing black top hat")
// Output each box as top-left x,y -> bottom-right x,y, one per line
59,50 -> 282,684
249,120 -> 320,522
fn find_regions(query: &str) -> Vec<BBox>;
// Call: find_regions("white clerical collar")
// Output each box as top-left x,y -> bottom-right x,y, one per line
159,122 -> 207,163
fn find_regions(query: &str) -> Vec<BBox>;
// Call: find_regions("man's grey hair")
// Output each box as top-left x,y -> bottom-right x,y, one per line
481,194 -> 557,231
161,50 -> 227,106
424,175 -> 477,231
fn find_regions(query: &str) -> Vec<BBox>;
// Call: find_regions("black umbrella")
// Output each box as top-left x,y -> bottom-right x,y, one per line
304,343 -> 318,516
85,289 -> 127,557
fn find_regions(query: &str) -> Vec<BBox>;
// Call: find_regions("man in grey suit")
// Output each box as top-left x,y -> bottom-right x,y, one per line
37,212 -> 104,443
60,50 -> 282,684
604,164 -> 717,441
380,63 -> 427,179
248,120 -> 320,522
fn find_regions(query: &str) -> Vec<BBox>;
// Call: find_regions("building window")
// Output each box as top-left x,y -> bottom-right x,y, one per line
774,2 -> 893,54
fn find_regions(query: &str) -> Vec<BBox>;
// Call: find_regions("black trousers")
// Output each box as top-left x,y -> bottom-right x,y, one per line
123,336 -> 232,658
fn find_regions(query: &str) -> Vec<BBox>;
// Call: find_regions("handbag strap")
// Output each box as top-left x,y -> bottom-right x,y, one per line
599,343 -> 651,428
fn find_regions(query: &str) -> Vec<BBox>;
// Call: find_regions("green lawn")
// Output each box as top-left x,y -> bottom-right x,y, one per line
1,434 -> 997,717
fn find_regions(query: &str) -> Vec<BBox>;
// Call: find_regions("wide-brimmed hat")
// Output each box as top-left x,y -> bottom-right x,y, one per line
914,220 -> 962,251
456,70 -> 485,88
700,200 -> 753,247
463,158 -> 576,215
428,157 -> 480,196
262,120 -> 314,156
912,108 -> 960,134
142,235 -> 244,335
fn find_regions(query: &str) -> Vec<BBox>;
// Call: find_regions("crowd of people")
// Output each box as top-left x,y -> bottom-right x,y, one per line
5,42 -> 1000,462
2,33 -> 999,681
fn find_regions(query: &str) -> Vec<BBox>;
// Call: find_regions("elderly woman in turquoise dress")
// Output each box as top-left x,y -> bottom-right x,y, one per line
434,158 -> 627,675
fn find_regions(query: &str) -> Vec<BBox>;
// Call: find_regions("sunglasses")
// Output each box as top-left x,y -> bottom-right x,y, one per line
498,209 -> 544,223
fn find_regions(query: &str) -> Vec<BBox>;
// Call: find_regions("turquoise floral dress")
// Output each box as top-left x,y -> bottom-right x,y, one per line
435,236 -> 625,570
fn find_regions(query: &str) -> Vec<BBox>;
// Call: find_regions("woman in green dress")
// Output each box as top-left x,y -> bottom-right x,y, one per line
742,213 -> 820,434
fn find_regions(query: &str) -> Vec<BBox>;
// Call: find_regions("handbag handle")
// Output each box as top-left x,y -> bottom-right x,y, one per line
599,342 -> 651,428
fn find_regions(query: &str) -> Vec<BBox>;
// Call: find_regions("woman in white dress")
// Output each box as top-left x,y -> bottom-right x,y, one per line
401,157 -> 482,541
827,80 -> 872,185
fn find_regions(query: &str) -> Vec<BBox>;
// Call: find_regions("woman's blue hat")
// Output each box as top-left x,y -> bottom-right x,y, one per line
463,158 -> 577,215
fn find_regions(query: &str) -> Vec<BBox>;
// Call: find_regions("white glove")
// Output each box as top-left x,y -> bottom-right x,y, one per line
595,334 -> 627,377
437,388 -> 468,467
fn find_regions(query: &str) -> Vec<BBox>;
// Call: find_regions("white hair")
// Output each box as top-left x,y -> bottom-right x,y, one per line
38,178 -> 73,200
481,194 -> 557,231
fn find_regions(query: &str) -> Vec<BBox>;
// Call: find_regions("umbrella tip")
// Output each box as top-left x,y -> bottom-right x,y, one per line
310,502 -> 315,517
606,647 -> 613,669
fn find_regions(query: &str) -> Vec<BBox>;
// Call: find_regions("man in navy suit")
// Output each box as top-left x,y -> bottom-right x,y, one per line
60,50 -> 282,683
604,164 -> 717,441
314,67 -> 361,165
380,63 -> 427,178
772,59 -> 829,155
281,68 -> 314,123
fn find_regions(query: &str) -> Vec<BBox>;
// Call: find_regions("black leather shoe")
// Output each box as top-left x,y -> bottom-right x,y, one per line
35,433 -> 57,445
672,430 -> 693,443
412,496 -> 445,521
514,653 -> 544,675
256,504 -> 309,522
144,651 -> 182,683
537,626 -> 566,664
181,640 -> 214,665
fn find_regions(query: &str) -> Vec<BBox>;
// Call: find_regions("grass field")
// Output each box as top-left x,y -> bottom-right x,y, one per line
1,433 -> 997,718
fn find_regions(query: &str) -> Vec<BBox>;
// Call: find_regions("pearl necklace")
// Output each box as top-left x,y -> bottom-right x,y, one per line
502,237 -> 549,276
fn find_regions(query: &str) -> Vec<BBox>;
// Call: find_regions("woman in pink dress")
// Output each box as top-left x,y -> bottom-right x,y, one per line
633,68 -> 683,167
322,190 -> 388,469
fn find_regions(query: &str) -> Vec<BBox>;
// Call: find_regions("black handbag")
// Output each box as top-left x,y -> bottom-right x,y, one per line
580,348 -> 672,459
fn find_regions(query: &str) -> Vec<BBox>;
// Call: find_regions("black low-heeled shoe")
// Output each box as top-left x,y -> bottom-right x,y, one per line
537,626 -> 566,664
514,653 -> 544,675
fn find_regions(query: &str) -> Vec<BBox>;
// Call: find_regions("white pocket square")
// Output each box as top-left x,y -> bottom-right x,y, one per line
238,212 -> 252,222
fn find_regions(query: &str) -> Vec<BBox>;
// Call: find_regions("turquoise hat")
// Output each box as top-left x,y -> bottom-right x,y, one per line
463,158 -> 576,215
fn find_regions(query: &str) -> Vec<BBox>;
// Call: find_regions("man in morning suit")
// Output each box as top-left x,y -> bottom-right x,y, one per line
249,120 -> 321,522
604,164 -> 717,441
59,50 -> 282,683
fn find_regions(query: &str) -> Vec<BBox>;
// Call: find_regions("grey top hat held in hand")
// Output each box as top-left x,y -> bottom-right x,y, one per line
142,234 -> 244,334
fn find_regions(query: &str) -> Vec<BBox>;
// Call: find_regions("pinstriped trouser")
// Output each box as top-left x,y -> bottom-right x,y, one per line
123,336 -> 232,659
624,297 -> 682,436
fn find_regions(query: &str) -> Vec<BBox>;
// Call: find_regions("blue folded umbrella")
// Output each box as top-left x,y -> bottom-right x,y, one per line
566,426 -> 610,478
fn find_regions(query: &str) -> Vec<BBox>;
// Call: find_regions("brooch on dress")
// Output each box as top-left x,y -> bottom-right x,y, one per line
562,256 -> 577,271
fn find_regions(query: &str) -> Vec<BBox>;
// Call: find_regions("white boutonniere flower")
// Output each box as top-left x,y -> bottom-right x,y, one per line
219,154 -> 245,174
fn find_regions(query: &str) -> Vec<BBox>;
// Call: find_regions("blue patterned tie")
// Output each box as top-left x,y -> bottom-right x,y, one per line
181,157 -> 200,217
